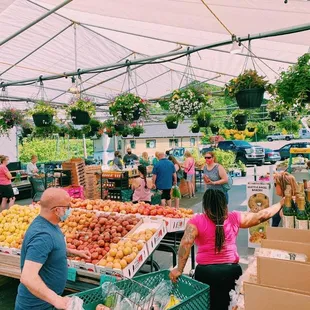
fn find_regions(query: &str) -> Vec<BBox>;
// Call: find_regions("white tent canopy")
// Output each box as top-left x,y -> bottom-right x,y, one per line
0,0 -> 310,110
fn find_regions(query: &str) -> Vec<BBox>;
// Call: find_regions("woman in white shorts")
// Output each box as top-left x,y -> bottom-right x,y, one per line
183,151 -> 195,198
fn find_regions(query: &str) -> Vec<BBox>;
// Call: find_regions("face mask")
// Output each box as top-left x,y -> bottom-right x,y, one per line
128,152 -> 132,155
59,208 -> 71,222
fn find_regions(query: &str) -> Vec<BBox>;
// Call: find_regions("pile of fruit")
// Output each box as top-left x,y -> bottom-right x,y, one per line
98,228 -> 156,270
0,205 -> 40,249
71,199 -> 193,218
60,210 -> 140,264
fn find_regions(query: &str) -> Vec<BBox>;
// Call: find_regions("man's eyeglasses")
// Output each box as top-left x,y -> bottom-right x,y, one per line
51,205 -> 71,210
205,156 -> 212,159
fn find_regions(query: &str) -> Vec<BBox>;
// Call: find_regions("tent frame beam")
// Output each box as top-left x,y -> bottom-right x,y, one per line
1,22 -> 310,88
0,0 -> 72,47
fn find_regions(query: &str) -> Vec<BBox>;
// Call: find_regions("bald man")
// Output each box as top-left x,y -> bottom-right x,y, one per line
15,188 -> 91,310
152,152 -> 177,207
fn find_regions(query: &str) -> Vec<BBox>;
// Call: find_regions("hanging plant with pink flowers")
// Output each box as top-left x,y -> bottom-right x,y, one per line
0,108 -> 24,136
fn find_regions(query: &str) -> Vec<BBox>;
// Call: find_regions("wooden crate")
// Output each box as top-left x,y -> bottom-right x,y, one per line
62,159 -> 86,186
85,168 -> 101,199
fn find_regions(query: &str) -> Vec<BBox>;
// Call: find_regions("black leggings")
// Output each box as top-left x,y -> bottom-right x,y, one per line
195,264 -> 242,310
272,211 -> 281,227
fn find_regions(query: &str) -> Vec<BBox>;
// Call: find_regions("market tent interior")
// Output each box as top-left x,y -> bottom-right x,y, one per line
0,0 -> 310,113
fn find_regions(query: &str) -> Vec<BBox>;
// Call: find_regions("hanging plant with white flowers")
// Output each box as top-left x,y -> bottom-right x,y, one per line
169,87 -> 208,120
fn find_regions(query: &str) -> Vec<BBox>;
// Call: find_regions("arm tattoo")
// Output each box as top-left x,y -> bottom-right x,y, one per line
177,225 -> 196,273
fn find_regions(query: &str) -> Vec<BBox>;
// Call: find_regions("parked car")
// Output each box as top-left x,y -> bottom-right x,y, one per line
200,146 -> 214,155
266,133 -> 294,141
167,147 -> 197,162
299,128 -> 310,139
263,148 -> 281,164
274,142 -> 310,160
217,140 -> 265,166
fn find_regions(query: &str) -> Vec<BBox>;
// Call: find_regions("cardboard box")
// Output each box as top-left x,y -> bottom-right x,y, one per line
244,282 -> 310,310
257,256 -> 310,294
266,227 -> 310,243
261,239 -> 310,261
0,246 -> 20,255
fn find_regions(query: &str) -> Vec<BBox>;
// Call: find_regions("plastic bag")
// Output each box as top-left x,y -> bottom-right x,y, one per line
67,296 -> 84,310
101,282 -> 118,308
145,280 -> 173,310
172,186 -> 181,199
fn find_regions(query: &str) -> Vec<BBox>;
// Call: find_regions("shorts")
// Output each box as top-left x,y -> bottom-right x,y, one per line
186,174 -> 194,182
160,189 -> 171,201
0,184 -> 15,199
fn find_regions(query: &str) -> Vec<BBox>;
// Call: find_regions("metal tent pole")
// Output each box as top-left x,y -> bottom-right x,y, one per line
1,22 -> 310,87
0,23 -> 74,76
0,0 -> 73,47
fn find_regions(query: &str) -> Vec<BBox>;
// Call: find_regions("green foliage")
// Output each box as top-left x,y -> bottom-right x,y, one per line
213,149 -> 236,170
236,160 -> 246,172
267,101 -> 287,114
19,138 -> 94,162
196,109 -> 211,120
0,108 -> 25,136
28,100 -> 56,116
278,118 -> 301,132
130,125 -> 145,135
225,69 -> 271,97
66,97 -> 96,117
232,109 -> 250,117
164,114 -> 179,123
275,53 -> 310,107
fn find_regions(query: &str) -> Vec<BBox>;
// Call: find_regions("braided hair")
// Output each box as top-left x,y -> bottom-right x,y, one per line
202,189 -> 228,253
138,165 -> 148,189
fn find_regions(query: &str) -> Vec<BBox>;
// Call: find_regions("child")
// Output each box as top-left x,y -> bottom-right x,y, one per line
132,165 -> 153,203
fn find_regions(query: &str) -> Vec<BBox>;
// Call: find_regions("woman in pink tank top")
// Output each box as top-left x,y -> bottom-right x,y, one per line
132,165 -> 152,203
169,189 -> 284,310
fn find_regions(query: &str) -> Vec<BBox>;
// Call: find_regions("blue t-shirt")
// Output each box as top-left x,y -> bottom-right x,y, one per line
152,158 -> 176,190
15,215 -> 68,310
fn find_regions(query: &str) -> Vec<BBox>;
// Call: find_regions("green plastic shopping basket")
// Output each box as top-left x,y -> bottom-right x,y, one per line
70,270 -> 210,310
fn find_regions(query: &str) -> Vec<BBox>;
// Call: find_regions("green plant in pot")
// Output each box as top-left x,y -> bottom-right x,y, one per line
0,108 -> 24,136
103,119 -> 116,137
189,121 -> 200,133
130,125 -> 145,137
21,121 -> 34,137
114,122 -> 125,132
67,96 -> 96,125
232,109 -> 249,131
121,126 -> 131,138
237,160 -> 247,176
196,109 -> 211,127
164,114 -> 179,129
247,122 -> 256,132
88,119 -> 102,135
225,69 -> 271,109
29,101 -> 56,127
267,100 -> 287,122
109,93 -> 149,122
275,53 -> 310,110
210,120 -> 221,134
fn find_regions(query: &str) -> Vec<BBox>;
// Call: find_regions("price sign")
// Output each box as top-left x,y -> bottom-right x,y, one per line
67,267 -> 77,282
290,148 -> 310,154
100,274 -> 116,285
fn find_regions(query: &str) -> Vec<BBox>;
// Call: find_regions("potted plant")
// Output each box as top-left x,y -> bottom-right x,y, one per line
210,120 -> 221,134
0,108 -> 24,136
247,122 -> 256,132
29,101 -> 56,127
189,121 -> 200,133
232,109 -> 249,131
164,115 -> 179,129
130,125 -> 144,137
114,122 -> 125,132
33,122 -> 60,138
109,93 -> 149,122
237,160 -> 247,177
225,69 -> 271,109
21,121 -> 33,137
169,86 -> 208,119
196,109 -> 211,127
88,119 -> 102,135
275,53 -> 310,110
67,97 -> 96,125
103,119 -> 116,138
121,126 -> 131,138
267,101 -> 287,122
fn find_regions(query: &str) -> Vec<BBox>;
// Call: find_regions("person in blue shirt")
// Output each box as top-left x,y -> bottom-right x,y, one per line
152,152 -> 177,207
15,188 -> 91,310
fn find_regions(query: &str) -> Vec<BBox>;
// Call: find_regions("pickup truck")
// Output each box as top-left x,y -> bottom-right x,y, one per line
217,140 -> 265,166
266,133 -> 294,142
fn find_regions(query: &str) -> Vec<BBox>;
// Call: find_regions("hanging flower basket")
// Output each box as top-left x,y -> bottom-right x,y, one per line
133,132 -> 140,137
130,125 -> 144,137
166,121 -> 178,129
122,133 -> 128,138
23,128 -> 32,136
268,125 -> 276,131
33,113 -> 53,127
269,111 -> 283,122
197,118 -> 210,127
210,125 -> 219,134
235,88 -> 265,109
196,109 -> 211,127
71,110 -> 91,125
122,108 -> 141,121
107,132 -> 113,138
191,126 -> 200,133
164,115 -> 179,130
248,127 -> 255,132
114,123 -> 125,132
234,114 -> 248,125
236,123 -> 247,131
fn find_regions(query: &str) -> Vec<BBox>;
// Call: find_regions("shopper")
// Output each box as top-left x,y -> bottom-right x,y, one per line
183,150 -> 195,198
123,147 -> 138,166
203,151 -> 229,202
152,152 -> 177,207
272,172 -> 297,227
15,188 -> 91,310
152,151 -> 160,166
169,189 -> 285,310
132,165 -> 153,203
113,151 -> 123,170
0,155 -> 15,210
168,155 -> 182,208
139,151 -> 151,167
27,155 -> 39,176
